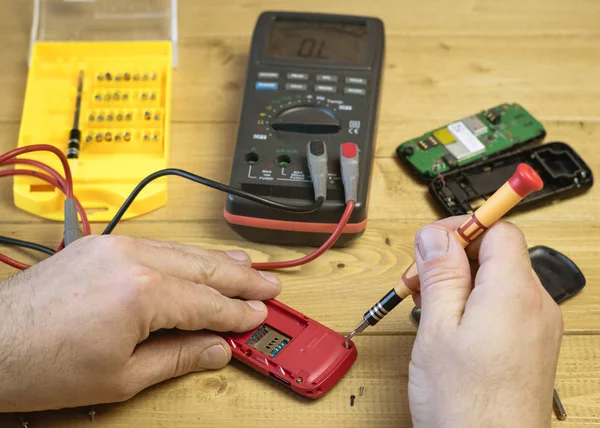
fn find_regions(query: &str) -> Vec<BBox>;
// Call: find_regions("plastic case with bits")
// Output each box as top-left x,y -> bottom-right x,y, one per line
14,0 -> 177,222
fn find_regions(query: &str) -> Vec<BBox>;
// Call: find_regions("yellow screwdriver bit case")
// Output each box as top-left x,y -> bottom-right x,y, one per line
15,0 -> 178,222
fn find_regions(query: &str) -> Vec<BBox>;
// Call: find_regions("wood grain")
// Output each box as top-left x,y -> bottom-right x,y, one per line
1,0 -> 599,427
0,335 -> 598,427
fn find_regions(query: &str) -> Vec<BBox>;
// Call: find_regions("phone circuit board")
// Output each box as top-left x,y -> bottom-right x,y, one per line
396,103 -> 546,180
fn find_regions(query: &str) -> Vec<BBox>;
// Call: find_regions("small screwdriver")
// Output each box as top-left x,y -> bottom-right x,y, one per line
344,164 -> 544,348
67,70 -> 84,159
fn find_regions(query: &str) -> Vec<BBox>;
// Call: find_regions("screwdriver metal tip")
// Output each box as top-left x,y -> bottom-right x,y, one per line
344,319 -> 369,348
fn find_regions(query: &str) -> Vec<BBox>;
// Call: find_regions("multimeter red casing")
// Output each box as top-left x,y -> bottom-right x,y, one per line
220,299 -> 357,398
224,11 -> 385,247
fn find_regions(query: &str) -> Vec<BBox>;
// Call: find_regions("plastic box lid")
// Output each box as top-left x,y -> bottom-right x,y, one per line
29,0 -> 178,66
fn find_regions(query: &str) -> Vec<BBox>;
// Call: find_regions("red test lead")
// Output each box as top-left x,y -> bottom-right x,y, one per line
344,163 -> 544,348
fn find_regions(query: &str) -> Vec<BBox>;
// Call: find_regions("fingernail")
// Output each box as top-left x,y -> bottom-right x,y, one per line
246,300 -> 266,311
416,227 -> 449,261
402,262 -> 418,280
201,344 -> 230,369
258,270 -> 281,285
225,250 -> 249,262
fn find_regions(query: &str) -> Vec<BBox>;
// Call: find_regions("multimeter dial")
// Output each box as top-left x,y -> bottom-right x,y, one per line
271,105 -> 340,134
256,94 -> 354,139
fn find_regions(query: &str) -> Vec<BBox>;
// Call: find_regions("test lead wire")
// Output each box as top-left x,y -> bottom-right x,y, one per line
67,70 -> 84,159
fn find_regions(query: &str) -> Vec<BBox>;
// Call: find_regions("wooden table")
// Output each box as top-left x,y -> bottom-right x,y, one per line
1,0 -> 599,426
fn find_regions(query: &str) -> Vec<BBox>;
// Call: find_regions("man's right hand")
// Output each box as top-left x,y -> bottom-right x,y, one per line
0,235 -> 281,412
407,219 -> 564,428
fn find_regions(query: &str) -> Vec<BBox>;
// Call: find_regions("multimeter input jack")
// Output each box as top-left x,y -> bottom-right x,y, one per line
245,152 -> 259,164
275,154 -> 292,167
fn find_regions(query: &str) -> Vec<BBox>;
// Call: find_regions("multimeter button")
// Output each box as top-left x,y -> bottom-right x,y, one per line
315,85 -> 337,93
344,87 -> 366,96
255,81 -> 279,91
258,71 -> 279,79
316,74 -> 338,83
285,83 -> 308,91
287,72 -> 309,80
345,77 -> 367,85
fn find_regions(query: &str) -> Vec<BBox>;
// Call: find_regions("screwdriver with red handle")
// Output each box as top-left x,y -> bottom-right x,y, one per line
344,163 -> 545,348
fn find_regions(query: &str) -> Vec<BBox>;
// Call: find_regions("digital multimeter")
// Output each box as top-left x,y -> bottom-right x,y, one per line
225,11 -> 385,246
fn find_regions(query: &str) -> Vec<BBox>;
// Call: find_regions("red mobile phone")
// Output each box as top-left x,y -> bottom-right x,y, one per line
220,299 -> 358,398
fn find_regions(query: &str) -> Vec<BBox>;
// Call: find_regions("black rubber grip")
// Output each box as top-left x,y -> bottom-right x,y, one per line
309,140 -> 325,156
67,129 -> 81,159
69,129 -> 81,141
363,289 -> 403,326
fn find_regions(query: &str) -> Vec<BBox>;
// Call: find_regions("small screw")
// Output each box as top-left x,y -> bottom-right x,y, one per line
95,133 -> 103,142
141,93 -> 148,100
107,114 -> 113,121
104,93 -> 111,101
144,111 -> 151,121
115,134 -> 122,141
115,75 -> 121,81
142,74 -> 149,81
154,114 -> 160,121
94,94 -> 101,101
97,115 -> 104,122
151,73 -> 157,80
104,132 -> 112,141
97,75 -> 103,81
150,93 -> 157,100
152,134 -> 159,141
113,92 -> 120,100
123,94 -> 129,101
144,134 -> 150,141
359,386 -> 364,396
88,114 -> 94,121
133,74 -> 140,81
295,377 -> 303,383
124,132 -> 131,141
116,114 -> 123,121
553,389 -> 567,421
105,72 -> 112,81
350,395 -> 356,406
89,405 -> 96,421
125,113 -> 132,121
18,413 -> 28,427
124,73 -> 131,81
85,135 -> 92,142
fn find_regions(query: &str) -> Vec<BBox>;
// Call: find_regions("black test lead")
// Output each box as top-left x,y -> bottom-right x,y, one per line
67,70 -> 84,159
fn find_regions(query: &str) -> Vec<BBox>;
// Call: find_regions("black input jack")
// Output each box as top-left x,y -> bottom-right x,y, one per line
275,154 -> 292,167
245,152 -> 259,164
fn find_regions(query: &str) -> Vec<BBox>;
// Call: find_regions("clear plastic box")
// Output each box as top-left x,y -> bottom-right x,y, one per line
29,0 -> 178,66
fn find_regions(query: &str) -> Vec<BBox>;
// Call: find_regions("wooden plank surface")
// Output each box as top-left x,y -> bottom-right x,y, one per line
1,0 -> 600,426
1,336 -> 599,428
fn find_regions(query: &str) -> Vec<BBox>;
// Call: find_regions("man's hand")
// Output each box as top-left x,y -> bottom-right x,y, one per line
0,235 -> 281,412
407,219 -> 563,428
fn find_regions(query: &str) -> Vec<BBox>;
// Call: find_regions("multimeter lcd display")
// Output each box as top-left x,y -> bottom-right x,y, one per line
267,20 -> 367,64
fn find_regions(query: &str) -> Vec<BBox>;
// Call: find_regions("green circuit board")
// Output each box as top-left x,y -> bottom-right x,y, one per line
396,103 -> 546,180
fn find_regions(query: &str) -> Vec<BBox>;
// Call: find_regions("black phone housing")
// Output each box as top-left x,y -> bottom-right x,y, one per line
428,142 -> 593,216
410,246 -> 586,325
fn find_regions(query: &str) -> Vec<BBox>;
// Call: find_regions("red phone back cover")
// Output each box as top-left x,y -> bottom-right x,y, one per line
220,299 -> 357,398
